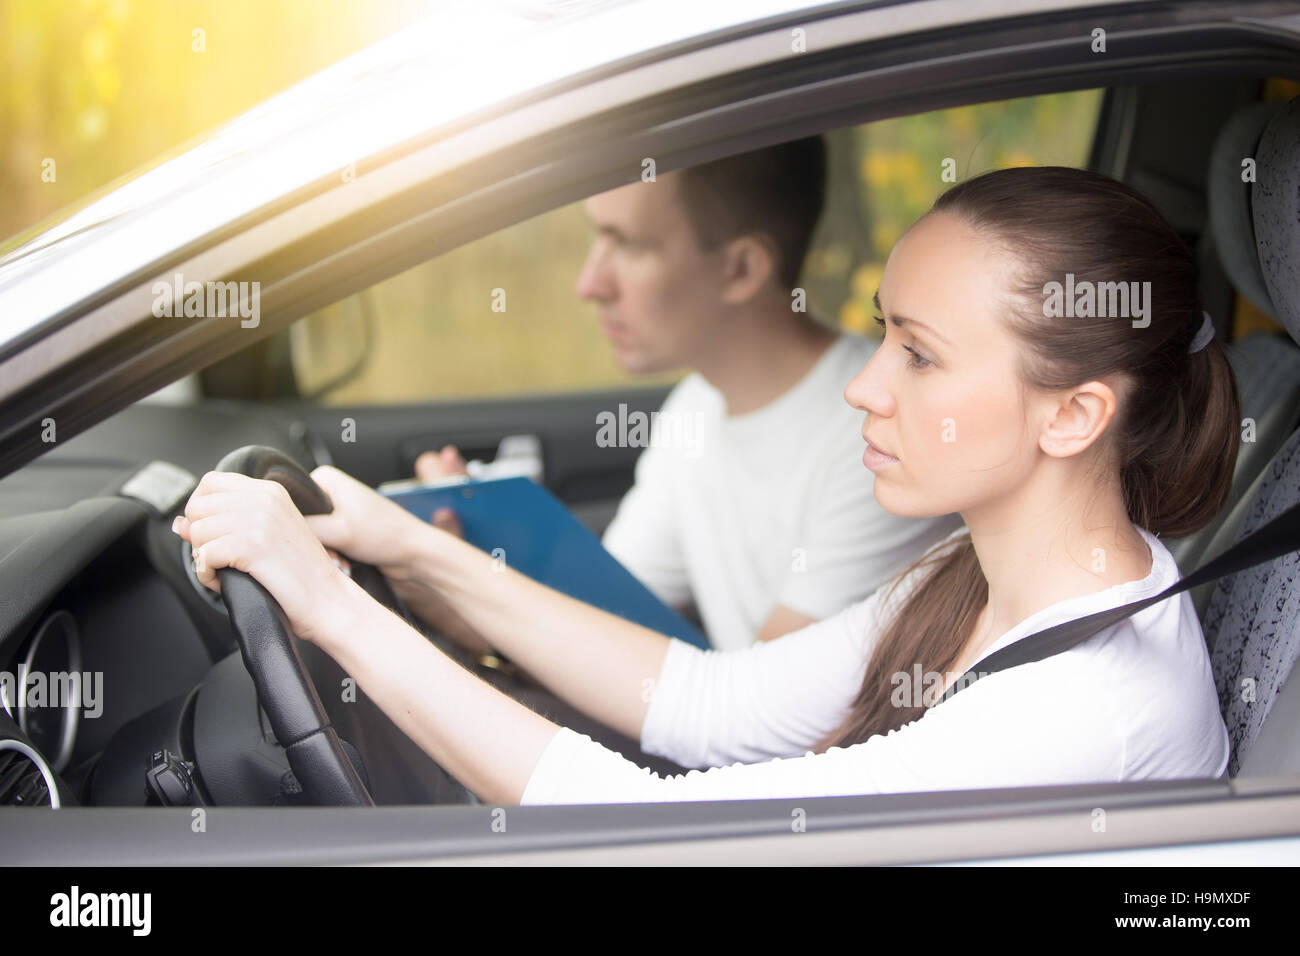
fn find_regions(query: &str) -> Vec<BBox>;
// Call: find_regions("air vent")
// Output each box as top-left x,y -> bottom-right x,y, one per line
0,740 -> 59,807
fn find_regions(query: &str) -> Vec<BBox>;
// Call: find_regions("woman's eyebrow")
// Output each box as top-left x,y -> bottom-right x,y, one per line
873,291 -> 953,347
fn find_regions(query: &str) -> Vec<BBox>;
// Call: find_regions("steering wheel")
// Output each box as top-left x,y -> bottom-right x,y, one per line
210,445 -> 399,806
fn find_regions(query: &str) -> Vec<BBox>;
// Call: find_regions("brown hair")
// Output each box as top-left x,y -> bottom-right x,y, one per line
673,136 -> 826,289
818,165 -> 1241,751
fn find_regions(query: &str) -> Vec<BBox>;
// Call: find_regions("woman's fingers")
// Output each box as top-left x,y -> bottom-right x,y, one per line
185,512 -> 241,550
305,464 -> 414,563
190,541 -> 220,593
180,491 -> 248,522
183,513 -> 242,592
302,510 -> 350,551
189,470 -> 258,496
310,464 -> 360,495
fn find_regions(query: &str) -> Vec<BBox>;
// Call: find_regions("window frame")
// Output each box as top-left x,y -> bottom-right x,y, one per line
3,1 -> 1300,863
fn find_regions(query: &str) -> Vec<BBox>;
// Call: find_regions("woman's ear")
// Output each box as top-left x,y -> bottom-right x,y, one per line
1038,377 -> 1122,459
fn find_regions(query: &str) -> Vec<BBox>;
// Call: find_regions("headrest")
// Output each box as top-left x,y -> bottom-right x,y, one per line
1253,96 -> 1300,346
1208,102 -> 1279,317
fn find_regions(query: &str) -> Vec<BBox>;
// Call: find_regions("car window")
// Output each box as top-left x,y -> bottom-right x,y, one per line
289,89 -> 1104,406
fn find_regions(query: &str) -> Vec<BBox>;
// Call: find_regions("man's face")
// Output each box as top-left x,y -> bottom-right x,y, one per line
575,172 -> 725,375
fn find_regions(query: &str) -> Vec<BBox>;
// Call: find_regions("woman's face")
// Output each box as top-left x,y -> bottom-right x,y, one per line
844,211 -> 1045,519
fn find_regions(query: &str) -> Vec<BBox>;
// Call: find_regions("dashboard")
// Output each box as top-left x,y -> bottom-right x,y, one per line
0,396 -> 584,809
0,398 -> 334,807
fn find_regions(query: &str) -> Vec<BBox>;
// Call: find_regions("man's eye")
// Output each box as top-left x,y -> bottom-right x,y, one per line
873,314 -> 886,330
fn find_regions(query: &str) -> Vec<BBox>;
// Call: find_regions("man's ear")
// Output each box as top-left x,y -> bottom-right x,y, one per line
719,233 -> 779,305
1038,377 -> 1122,459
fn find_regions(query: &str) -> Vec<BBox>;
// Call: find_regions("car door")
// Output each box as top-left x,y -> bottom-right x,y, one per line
280,385 -> 672,537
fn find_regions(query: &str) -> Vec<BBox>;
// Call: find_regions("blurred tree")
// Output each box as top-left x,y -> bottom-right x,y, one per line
0,0 -> 441,243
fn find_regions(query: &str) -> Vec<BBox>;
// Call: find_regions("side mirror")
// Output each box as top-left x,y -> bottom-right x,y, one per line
289,291 -> 375,402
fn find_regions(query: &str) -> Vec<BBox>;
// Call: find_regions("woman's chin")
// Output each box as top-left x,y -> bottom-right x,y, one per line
871,476 -> 951,518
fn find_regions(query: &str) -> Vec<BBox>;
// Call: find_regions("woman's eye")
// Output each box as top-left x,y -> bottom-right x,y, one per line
902,345 -> 933,370
876,315 -> 933,370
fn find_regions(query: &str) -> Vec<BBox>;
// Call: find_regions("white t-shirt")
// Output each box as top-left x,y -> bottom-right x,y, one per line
520,526 -> 1231,804
601,331 -> 963,651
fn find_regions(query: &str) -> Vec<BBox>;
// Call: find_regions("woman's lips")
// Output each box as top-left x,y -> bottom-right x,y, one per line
863,438 -> 900,470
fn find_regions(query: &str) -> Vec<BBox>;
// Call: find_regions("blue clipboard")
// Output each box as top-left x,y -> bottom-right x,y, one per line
381,476 -> 709,649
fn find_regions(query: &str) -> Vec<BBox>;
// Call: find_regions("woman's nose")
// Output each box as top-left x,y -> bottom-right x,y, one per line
844,348 -> 893,417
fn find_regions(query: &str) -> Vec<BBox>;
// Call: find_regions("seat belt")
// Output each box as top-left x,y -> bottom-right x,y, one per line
939,497 -> 1300,703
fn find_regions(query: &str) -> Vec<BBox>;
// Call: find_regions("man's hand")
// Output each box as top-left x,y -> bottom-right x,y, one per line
407,444 -> 498,656
413,445 -> 469,536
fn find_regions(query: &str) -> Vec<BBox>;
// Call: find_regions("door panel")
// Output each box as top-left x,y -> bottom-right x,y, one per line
273,384 -> 672,537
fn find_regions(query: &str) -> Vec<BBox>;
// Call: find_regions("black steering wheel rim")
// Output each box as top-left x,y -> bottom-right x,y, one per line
212,445 -> 375,806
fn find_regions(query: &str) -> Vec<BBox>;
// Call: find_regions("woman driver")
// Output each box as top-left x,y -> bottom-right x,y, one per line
173,166 -> 1238,804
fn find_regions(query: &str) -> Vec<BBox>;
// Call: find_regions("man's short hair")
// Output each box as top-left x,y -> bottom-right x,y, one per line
674,135 -> 827,291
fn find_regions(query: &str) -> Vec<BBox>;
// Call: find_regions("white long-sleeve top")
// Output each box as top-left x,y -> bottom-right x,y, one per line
519,527 -> 1230,804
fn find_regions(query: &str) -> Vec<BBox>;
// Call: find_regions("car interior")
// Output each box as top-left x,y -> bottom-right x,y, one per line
1,73 -> 1298,814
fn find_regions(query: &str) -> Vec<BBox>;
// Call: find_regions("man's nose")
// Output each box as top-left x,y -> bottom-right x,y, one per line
575,244 -> 614,302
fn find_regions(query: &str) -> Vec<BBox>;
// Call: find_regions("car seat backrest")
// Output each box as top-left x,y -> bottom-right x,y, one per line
1204,427 -> 1300,776
1167,100 -> 1300,573
1252,102 -> 1300,332
1168,332 -> 1300,572
1203,95 -> 1300,777
1207,102 -> 1278,316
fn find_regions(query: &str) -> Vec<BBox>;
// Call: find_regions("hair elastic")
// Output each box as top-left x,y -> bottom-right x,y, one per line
1188,311 -> 1215,354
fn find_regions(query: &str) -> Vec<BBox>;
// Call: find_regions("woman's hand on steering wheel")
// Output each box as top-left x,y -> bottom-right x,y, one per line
173,470 -> 358,647
302,465 -> 436,582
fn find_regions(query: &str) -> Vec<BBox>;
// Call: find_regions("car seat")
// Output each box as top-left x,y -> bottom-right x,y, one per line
1167,98 -> 1300,579
1201,95 -> 1300,778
